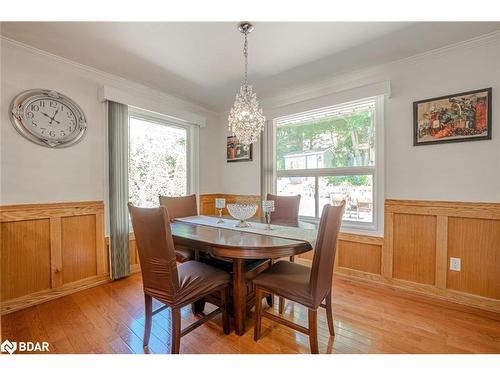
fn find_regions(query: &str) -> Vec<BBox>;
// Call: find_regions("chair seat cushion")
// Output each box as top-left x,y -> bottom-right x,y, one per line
174,261 -> 230,306
252,260 -> 314,308
175,248 -> 195,263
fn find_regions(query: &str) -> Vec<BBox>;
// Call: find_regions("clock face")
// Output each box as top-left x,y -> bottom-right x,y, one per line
10,90 -> 87,148
23,98 -> 78,142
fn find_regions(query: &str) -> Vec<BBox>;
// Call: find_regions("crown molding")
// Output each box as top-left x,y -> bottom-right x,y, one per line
390,29 -> 500,67
0,36 -> 218,118
3,29 -> 498,118
259,30 -> 500,110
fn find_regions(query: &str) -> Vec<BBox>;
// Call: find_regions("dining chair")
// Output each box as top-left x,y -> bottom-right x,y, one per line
266,193 -> 301,223
265,193 -> 302,310
159,194 -> 198,262
253,202 -> 345,354
128,203 -> 230,354
266,193 -> 301,260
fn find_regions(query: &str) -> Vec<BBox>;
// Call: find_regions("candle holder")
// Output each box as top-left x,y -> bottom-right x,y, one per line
215,198 -> 226,223
262,200 -> 275,230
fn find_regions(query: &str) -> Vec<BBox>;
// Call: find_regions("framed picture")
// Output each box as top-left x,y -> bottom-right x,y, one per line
413,88 -> 492,146
227,136 -> 252,162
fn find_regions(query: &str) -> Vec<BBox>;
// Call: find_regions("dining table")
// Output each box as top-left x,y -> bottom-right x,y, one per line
170,215 -> 317,335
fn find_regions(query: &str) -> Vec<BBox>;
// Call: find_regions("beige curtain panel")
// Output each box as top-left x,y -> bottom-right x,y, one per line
108,101 -> 130,280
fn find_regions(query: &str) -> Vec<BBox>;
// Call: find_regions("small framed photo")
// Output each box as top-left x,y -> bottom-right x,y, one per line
227,136 -> 252,162
413,88 -> 492,146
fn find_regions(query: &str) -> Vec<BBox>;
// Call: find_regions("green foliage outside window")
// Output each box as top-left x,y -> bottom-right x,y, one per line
276,110 -> 374,173
129,118 -> 187,207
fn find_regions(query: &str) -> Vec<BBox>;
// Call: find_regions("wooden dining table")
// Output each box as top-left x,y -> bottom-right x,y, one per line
170,217 -> 315,335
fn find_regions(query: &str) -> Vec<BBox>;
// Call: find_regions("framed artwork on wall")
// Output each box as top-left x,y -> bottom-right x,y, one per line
227,136 -> 252,162
413,87 -> 492,146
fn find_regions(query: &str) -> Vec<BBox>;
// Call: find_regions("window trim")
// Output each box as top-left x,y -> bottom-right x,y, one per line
271,95 -> 384,235
128,107 -> 199,199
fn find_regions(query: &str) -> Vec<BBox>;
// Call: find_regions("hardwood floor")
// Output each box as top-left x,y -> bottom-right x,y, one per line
2,272 -> 500,354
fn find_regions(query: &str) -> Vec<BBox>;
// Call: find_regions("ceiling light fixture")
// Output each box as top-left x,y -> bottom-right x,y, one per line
228,22 -> 266,147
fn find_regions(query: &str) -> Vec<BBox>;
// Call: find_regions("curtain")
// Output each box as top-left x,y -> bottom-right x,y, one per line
108,101 -> 130,280
260,120 -> 275,212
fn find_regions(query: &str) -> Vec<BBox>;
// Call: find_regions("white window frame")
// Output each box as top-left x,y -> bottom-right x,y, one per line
272,95 -> 384,235
128,107 -> 199,199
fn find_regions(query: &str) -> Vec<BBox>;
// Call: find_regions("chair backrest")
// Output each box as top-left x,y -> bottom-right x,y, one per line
266,193 -> 301,222
309,202 -> 345,307
128,203 -> 179,299
159,194 -> 198,221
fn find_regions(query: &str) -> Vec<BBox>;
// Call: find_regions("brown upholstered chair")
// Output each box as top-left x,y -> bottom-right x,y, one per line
266,193 -> 301,262
159,194 -> 198,262
264,193 -> 301,308
266,193 -> 301,223
253,202 -> 345,354
128,203 -> 230,354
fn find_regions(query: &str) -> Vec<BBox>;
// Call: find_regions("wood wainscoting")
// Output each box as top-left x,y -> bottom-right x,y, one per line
199,193 -> 261,217
336,233 -> 384,274
376,199 -> 500,313
0,201 -> 108,315
298,231 -> 384,275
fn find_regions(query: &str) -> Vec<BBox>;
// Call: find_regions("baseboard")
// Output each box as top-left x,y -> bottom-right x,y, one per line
334,268 -> 500,316
295,257 -> 500,315
1,274 -> 110,315
130,263 -> 141,274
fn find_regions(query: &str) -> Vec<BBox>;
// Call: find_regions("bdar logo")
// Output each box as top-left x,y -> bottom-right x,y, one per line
0,339 -> 49,354
1,339 -> 17,354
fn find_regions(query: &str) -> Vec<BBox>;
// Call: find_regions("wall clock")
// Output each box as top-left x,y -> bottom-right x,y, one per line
10,89 -> 87,148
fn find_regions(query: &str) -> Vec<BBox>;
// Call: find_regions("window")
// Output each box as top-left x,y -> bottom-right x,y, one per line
274,97 -> 383,231
128,112 -> 193,208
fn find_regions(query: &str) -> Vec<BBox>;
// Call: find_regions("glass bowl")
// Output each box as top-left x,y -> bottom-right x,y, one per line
226,203 -> 258,227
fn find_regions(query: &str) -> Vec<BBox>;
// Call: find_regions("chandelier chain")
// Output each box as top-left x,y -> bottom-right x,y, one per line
243,33 -> 248,87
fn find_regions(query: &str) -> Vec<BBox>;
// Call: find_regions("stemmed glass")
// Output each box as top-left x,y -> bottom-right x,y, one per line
262,200 -> 275,230
215,198 -> 226,224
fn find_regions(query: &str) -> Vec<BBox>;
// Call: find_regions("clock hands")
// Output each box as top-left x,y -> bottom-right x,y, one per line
41,112 -> 53,121
49,109 -> 60,125
41,110 -> 61,125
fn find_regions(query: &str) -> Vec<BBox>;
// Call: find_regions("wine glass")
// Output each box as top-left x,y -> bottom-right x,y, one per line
215,198 -> 226,224
262,200 -> 275,230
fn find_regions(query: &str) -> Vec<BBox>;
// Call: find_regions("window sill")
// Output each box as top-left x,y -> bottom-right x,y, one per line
298,215 -> 382,237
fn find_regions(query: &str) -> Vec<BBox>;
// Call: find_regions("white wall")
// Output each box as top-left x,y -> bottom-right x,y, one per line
222,127 -> 262,196
198,113 -> 224,194
0,38 -> 220,205
216,32 -> 500,203
385,41 -> 500,202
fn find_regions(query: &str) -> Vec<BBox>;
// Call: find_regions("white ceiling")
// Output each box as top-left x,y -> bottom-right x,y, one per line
1,22 -> 499,111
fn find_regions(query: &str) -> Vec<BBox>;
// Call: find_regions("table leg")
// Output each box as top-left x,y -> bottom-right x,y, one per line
232,258 -> 246,336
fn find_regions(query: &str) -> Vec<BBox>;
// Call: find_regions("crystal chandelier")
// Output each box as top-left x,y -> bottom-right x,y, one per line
228,22 -> 266,147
